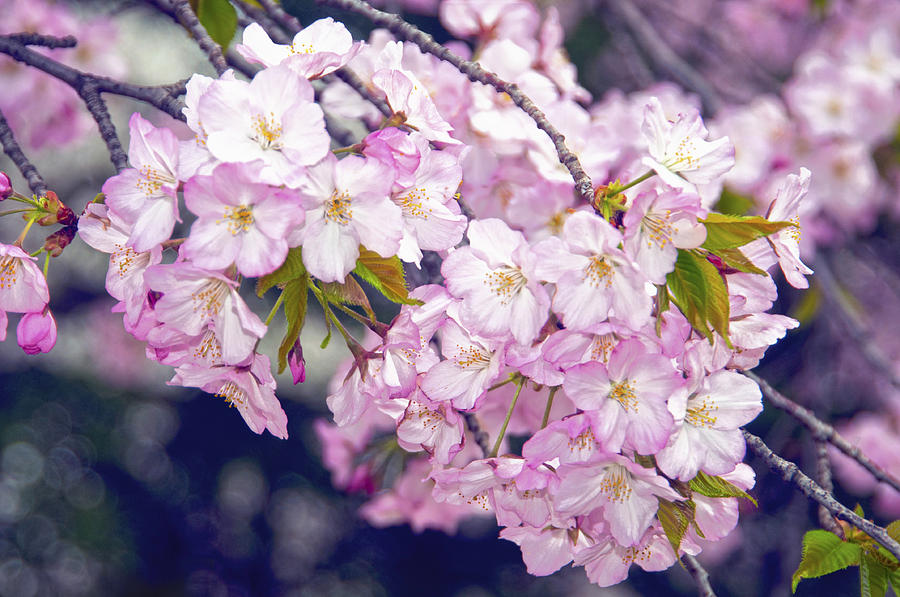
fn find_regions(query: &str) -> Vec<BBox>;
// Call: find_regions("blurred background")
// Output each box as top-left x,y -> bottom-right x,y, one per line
1,0 -> 900,595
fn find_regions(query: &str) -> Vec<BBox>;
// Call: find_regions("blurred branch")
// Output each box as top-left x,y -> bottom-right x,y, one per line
316,0 -> 597,205
0,35 -> 187,122
0,109 -> 48,197
604,0 -> 722,114
745,370 -> 900,495
814,256 -> 900,391
233,0 -> 292,43
256,0 -> 303,33
743,430 -> 900,560
463,413 -> 491,458
151,0 -> 229,75
681,554 -> 717,597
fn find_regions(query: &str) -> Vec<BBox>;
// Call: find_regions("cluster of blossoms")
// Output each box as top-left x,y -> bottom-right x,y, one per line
0,0 -> 127,151
0,0 -> 822,588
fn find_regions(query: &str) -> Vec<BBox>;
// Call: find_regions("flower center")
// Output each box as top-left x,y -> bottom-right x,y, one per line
325,190 -> 353,225
609,379 -> 639,412
190,279 -> 230,320
395,187 -> 432,219
221,204 -> 254,235
251,112 -> 283,150
216,380 -> 246,408
600,464 -> 633,503
136,165 -> 176,197
111,244 -> 149,278
454,345 -> 493,370
193,327 -> 223,364
665,137 -> 699,171
642,211 -> 675,249
0,256 -> 20,289
584,256 -> 614,288
685,394 -> 719,428
484,266 -> 526,303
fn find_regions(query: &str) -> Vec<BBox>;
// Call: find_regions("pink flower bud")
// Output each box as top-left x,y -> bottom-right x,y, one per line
0,172 -> 11,201
17,310 -> 57,355
287,339 -> 305,384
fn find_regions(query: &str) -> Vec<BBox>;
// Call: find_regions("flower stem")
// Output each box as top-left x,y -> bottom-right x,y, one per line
264,291 -> 286,326
489,376 -> 525,458
14,216 -> 35,246
607,170 -> 655,200
0,208 -> 33,217
540,386 -> 559,429
42,251 -> 50,277
487,375 -> 515,392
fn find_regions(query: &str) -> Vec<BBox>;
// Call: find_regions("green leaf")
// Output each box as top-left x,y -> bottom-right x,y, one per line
353,248 -> 421,305
196,0 -> 238,49
792,529 -> 861,593
712,247 -> 767,276
320,276 -> 376,320
887,521 -> 900,545
689,470 -> 757,506
257,248 -> 305,297
654,284 -> 669,337
657,498 -> 696,558
276,276 -> 308,374
666,250 -> 731,345
713,188 -> 756,216
890,566 -> 900,595
861,552 -> 890,597
701,213 -> 792,251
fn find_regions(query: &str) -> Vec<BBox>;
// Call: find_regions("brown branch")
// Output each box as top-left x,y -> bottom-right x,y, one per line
815,439 -> 845,538
0,35 -> 187,122
6,33 -> 77,49
743,430 -> 900,561
681,554 -> 717,597
233,0 -> 292,44
0,109 -> 48,197
331,69 -> 393,119
315,0 -> 596,205
256,0 -> 303,33
744,370 -> 900,495
150,0 -> 229,75
605,0 -> 722,115
78,82 -> 128,172
463,413 -> 491,458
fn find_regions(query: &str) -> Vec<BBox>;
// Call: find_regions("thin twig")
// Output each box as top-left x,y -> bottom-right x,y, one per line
814,256 -> 900,390
316,0 -> 596,205
6,33 -> 77,49
78,82 -> 128,172
0,109 -> 48,197
745,371 -> 900,494
815,439 -> 845,538
257,0 -> 303,33
743,430 -> 900,560
152,0 -> 229,75
463,413 -> 491,458
0,35 -> 187,122
233,0 -> 292,44
682,554 -> 717,597
332,69 -> 393,119
605,0 -> 722,115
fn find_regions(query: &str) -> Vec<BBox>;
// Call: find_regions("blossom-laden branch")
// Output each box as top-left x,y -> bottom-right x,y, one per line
315,0 -> 596,204
0,35 -> 187,122
0,109 -> 48,197
743,430 -> 900,561
152,0 -> 229,75
681,554 -> 717,597
744,370 -> 900,495
604,0 -> 723,114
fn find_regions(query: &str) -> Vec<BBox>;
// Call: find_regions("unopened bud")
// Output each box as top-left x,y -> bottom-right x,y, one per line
287,339 -> 306,384
17,309 -> 57,355
43,225 -> 77,257
37,191 -> 66,226
0,172 -> 11,200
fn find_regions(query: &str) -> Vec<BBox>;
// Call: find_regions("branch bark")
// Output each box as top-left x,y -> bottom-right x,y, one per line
0,109 -> 48,197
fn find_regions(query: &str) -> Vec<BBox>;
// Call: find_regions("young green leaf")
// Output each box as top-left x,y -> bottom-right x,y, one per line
701,213 -> 792,251
257,247 -> 306,297
792,530 -> 861,593
711,247 -> 767,275
353,248 -> 421,305
861,551 -> 890,597
713,188 -> 755,216
195,0 -> 238,49
276,276 -> 309,373
689,470 -> 757,506
657,498 -> 696,558
320,276 -> 376,321
666,250 -> 731,345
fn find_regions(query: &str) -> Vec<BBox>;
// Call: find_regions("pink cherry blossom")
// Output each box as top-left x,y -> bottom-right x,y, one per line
0,243 -> 50,313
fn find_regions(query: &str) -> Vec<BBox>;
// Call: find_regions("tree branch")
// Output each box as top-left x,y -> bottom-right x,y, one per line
78,82 -> 128,172
744,370 -> 900,495
743,430 -> 900,560
463,413 -> 491,458
315,0 -> 596,205
815,438 -> 845,538
681,554 -> 717,597
6,33 -> 77,49
0,35 -> 187,122
0,109 -> 48,197
605,0 -> 722,114
151,0 -> 229,75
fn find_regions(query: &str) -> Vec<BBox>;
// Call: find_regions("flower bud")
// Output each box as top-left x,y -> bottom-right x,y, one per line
0,172 -> 11,201
37,191 -> 74,226
287,339 -> 305,384
17,310 -> 57,355
43,225 -> 77,257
